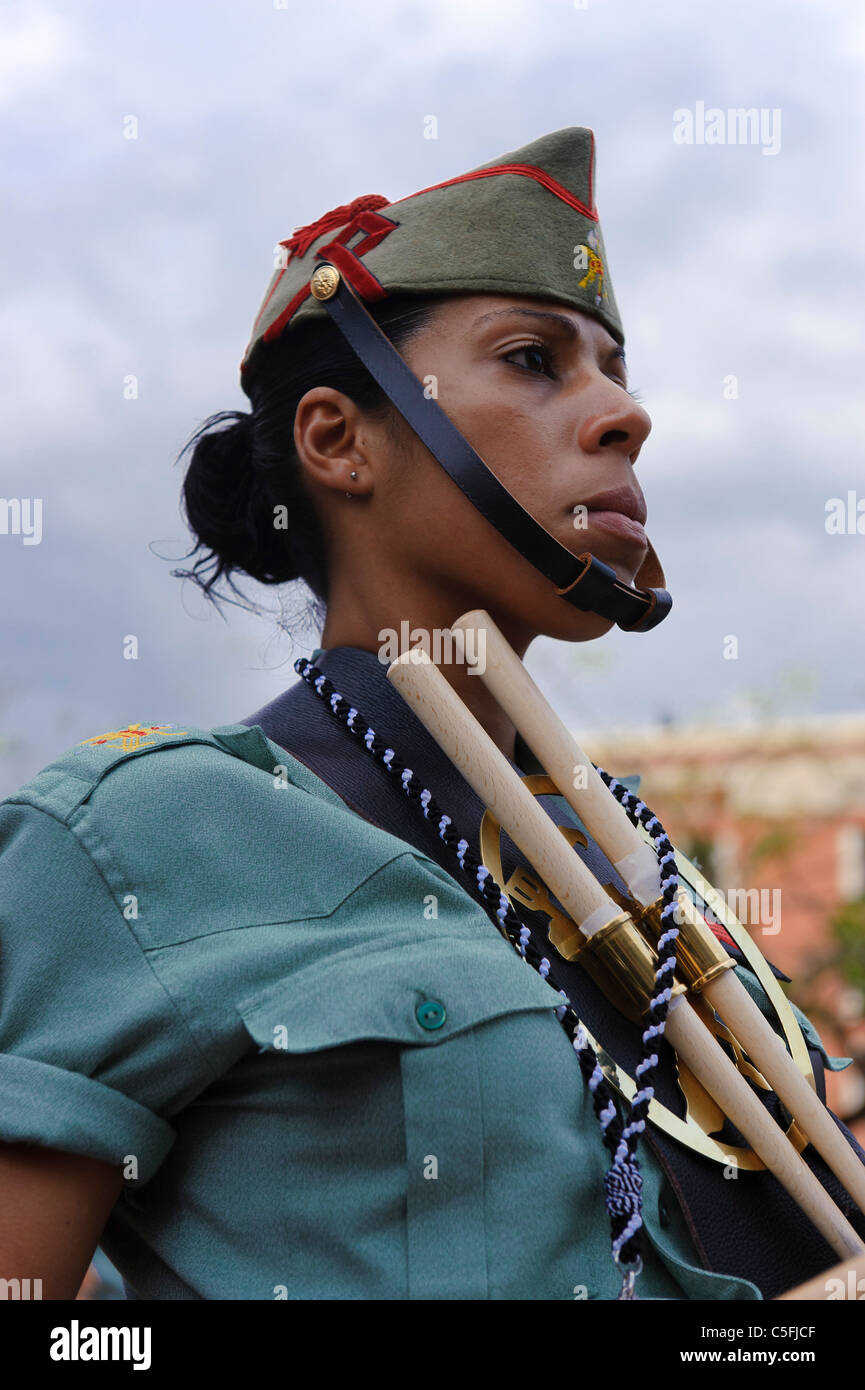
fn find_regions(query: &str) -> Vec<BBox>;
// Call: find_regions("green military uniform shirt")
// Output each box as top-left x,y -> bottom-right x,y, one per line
0,720 -> 847,1299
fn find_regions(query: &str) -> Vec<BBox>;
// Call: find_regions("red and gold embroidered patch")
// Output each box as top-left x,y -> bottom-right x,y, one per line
77,723 -> 187,753
575,230 -> 607,305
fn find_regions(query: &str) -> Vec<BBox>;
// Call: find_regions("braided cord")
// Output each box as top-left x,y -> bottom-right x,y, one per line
593,767 -> 682,1267
293,656 -> 678,1279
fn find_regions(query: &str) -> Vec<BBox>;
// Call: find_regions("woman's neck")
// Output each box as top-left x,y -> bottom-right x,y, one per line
320,606 -> 531,764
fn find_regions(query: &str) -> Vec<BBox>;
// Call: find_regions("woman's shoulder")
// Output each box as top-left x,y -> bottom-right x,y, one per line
2,719 -> 309,826
0,719 -> 332,907
0,716 -> 457,946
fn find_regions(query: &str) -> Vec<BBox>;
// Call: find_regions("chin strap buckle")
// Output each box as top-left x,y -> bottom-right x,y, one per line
556,553 -> 672,632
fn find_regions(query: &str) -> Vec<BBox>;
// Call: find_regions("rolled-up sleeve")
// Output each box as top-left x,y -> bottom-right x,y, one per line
0,802 -> 213,1183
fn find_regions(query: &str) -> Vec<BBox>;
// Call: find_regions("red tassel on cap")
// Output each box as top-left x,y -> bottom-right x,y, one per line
279,193 -> 391,263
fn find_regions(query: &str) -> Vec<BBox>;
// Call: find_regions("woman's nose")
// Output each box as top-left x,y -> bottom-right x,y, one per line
578,389 -> 652,464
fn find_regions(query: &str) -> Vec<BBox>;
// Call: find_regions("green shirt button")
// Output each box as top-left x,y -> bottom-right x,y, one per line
416,999 -> 447,1030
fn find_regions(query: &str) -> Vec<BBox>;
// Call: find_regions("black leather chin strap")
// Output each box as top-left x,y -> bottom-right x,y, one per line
311,263 -> 672,633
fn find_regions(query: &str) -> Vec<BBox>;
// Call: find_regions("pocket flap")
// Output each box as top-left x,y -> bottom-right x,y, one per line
237,933 -> 563,1053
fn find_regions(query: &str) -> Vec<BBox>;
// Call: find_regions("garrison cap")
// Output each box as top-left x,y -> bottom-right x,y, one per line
240,127 -> 624,387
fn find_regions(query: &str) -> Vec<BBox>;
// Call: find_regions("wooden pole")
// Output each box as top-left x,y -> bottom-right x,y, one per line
387,646 -> 865,1263
452,608 -> 865,1221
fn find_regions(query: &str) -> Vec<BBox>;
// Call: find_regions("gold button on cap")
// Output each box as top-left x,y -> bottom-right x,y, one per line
310,264 -> 340,300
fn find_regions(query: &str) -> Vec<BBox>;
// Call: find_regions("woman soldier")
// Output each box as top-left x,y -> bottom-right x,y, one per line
0,127 -> 863,1301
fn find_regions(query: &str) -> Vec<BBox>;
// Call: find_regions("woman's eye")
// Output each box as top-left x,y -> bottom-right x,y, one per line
503,343 -> 556,378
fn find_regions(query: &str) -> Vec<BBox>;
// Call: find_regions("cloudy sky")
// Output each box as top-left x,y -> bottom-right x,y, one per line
2,0 -> 864,795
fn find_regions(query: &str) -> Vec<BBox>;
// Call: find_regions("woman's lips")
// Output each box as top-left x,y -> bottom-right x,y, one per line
584,510 -> 648,546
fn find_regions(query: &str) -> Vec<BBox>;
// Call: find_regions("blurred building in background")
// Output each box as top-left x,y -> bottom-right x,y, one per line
589,711 -> 865,1145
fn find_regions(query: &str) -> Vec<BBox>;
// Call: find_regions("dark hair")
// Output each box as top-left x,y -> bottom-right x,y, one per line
174,293 -> 441,614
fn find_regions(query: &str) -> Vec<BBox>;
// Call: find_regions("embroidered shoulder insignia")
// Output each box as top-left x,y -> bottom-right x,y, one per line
75,722 -> 188,753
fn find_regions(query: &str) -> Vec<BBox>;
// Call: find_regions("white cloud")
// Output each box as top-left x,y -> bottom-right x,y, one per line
0,4 -> 80,107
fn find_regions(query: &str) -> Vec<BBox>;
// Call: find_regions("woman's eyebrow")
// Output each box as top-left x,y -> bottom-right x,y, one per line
471,308 -> 626,369
472,307 -> 582,340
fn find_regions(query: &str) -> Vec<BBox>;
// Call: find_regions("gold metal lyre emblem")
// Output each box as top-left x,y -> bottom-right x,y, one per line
478,774 -> 815,1169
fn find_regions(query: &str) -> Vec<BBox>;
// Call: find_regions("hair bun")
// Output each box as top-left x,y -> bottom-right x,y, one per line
177,410 -> 300,592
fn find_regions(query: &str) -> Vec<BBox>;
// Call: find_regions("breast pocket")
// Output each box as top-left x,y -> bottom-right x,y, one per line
235,931 -> 565,1300
236,931 -> 562,1053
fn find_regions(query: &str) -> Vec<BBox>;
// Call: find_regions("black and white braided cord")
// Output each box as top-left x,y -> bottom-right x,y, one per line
593,768 -> 682,1260
294,656 -> 680,1277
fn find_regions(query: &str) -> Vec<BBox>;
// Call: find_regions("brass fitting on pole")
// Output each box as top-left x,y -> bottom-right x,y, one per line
577,910 -> 687,1025
638,892 -> 736,993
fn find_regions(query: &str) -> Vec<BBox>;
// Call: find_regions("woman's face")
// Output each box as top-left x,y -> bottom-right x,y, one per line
297,292 -> 655,650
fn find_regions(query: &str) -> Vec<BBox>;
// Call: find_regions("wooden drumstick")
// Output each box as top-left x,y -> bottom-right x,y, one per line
450,608 -> 865,1223
387,646 -> 865,1261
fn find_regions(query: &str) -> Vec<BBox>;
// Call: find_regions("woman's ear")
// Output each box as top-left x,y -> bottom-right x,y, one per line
292,386 -> 371,497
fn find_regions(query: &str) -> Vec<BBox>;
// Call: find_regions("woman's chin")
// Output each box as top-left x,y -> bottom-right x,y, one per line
535,546 -> 640,641
584,546 -> 643,588
542,602 -> 617,643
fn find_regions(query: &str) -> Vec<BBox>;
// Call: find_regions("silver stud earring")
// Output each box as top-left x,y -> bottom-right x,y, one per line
345,469 -> 358,498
